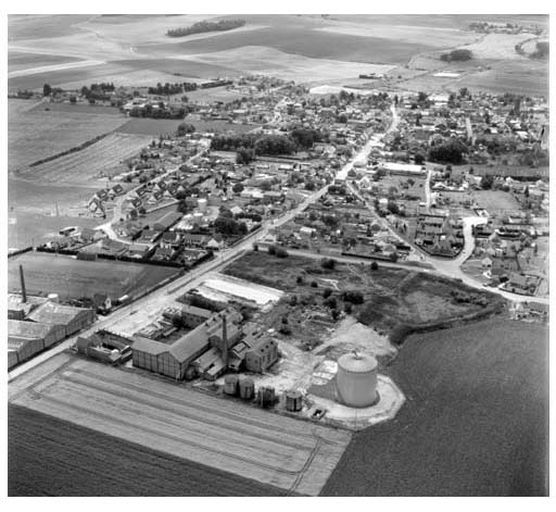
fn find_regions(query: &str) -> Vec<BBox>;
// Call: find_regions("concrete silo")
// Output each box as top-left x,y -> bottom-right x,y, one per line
335,351 -> 378,408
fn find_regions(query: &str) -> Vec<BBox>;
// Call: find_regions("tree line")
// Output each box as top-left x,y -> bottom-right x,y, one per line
167,19 -> 245,38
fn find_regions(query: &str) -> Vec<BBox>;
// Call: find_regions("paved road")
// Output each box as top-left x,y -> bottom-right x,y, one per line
8,111 -> 391,382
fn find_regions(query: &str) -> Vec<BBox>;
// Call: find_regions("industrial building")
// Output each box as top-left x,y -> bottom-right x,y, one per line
27,301 -> 97,337
132,307 -> 243,380
75,331 -> 133,365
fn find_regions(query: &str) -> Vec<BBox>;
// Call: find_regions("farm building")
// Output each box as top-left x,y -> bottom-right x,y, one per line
27,301 -> 97,337
132,307 -> 243,380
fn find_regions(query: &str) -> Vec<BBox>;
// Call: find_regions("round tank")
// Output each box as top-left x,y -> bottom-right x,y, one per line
335,352 -> 378,408
285,390 -> 303,412
259,386 -> 275,408
239,378 -> 255,400
197,198 -> 207,212
224,375 -> 239,396
47,293 -> 59,303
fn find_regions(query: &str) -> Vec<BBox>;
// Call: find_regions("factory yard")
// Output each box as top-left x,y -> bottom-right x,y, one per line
9,354 -> 352,496
8,252 -> 180,302
196,274 -> 284,311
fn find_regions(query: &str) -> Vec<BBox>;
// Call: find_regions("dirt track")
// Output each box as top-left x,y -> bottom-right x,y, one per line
10,354 -> 351,496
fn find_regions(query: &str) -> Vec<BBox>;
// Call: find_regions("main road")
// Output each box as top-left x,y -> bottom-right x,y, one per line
8,110 -> 389,382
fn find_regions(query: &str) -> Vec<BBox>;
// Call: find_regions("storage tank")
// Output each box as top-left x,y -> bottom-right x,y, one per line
239,378 -> 255,400
197,198 -> 208,212
335,351 -> 378,408
224,374 -> 239,396
285,390 -> 303,412
258,386 -> 276,408
47,293 -> 59,303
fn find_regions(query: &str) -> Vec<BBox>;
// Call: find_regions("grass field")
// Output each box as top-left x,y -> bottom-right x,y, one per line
9,99 -> 127,171
323,318 -> 548,496
8,252 -> 180,301
8,404 -> 289,496
473,190 -> 521,214
15,132 -> 152,185
9,355 -> 351,496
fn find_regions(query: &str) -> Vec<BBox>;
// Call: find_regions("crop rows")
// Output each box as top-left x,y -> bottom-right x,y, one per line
18,133 -> 152,185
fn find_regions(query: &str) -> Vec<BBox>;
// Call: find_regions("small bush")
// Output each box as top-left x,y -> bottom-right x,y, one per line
310,280 -> 318,288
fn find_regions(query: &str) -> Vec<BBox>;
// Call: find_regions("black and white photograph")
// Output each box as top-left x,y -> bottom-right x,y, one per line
3,2 -> 551,500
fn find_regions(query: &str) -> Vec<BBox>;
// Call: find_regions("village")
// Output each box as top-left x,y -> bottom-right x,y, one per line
8,73 -> 549,422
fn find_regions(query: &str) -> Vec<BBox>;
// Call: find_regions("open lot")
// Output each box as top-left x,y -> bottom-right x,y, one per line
323,318 -> 548,495
9,355 -> 352,496
224,251 -> 504,338
8,252 -> 180,301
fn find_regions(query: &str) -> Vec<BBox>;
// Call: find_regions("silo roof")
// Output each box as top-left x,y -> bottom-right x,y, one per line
338,352 -> 378,373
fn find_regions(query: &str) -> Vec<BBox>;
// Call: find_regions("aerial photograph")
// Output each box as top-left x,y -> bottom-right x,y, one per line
6,9 -> 549,498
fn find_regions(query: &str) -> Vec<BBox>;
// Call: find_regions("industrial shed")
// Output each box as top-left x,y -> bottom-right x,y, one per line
27,301 -> 96,337
8,319 -> 66,349
8,336 -> 45,368
153,211 -> 183,232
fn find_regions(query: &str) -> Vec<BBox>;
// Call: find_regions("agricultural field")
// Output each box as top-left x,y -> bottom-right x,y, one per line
8,252 -> 181,302
8,404 -> 288,497
8,51 -> 82,72
177,46 -> 396,85
15,133 -> 152,186
8,99 -> 128,171
117,118 -> 183,136
9,355 -> 352,496
323,318 -> 548,496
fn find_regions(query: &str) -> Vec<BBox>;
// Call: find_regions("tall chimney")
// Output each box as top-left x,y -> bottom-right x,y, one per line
222,315 -> 228,367
19,264 -> 27,303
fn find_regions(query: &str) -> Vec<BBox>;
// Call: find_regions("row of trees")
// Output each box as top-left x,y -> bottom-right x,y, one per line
128,105 -> 187,119
147,82 -> 197,95
167,19 -> 245,37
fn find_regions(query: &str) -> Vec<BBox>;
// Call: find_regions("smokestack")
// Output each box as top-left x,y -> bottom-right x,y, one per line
222,315 -> 228,367
19,264 -> 27,303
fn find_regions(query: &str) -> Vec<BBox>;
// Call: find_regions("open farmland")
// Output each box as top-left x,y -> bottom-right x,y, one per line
16,133 -> 152,185
8,99 -> 128,171
8,252 -> 180,301
9,355 -> 352,496
9,404 -> 288,496
8,51 -> 82,72
323,318 -> 548,496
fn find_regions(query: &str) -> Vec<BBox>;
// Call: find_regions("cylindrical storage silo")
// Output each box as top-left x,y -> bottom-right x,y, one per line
259,386 -> 275,407
197,198 -> 207,212
285,390 -> 303,412
224,374 -> 239,396
239,378 -> 255,400
47,293 -> 59,303
335,352 -> 378,408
